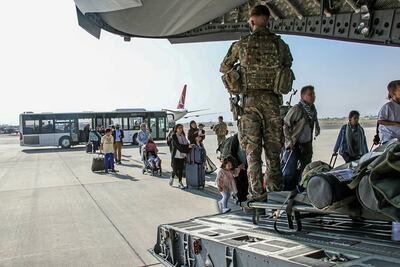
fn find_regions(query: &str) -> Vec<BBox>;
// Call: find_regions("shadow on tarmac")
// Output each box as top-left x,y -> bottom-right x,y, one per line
22,147 -> 87,154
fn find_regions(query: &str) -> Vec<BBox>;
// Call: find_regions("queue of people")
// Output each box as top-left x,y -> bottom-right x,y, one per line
87,79 -> 399,214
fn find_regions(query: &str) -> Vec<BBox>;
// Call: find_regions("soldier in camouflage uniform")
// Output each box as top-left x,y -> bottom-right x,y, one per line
213,116 -> 228,148
220,5 -> 293,201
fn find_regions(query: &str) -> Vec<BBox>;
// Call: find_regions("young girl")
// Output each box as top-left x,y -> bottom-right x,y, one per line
215,156 -> 242,213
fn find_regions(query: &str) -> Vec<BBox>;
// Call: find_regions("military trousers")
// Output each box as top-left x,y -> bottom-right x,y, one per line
239,93 -> 283,199
217,135 -> 226,147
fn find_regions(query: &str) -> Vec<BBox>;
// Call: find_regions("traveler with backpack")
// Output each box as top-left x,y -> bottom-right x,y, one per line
283,85 -> 320,191
169,124 -> 194,189
377,80 -> 400,144
215,156 -> 242,213
333,110 -> 369,163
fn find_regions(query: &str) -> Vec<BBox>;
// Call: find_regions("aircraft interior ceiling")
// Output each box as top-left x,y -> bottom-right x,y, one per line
75,0 -> 400,47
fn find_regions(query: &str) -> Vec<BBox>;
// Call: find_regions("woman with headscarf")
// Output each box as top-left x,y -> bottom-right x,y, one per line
169,124 -> 194,189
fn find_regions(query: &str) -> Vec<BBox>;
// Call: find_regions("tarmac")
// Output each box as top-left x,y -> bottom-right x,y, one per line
0,126 -> 376,266
0,135 -> 224,266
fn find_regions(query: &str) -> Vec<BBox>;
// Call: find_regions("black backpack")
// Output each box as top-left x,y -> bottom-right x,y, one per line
220,133 -> 247,167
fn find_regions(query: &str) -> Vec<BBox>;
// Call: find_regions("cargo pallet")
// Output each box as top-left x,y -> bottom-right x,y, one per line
151,209 -> 400,267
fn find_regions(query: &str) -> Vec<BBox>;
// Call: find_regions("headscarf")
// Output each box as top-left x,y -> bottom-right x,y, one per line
345,123 -> 368,158
299,100 -> 320,137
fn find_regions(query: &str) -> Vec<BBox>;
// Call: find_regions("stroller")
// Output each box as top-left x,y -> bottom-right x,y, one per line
141,143 -> 162,176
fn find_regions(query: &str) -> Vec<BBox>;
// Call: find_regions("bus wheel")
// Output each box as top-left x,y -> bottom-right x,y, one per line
59,137 -> 72,149
132,133 -> 138,145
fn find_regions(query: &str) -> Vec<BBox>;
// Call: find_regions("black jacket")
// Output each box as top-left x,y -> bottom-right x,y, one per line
187,127 -> 198,144
112,129 -> 125,143
171,133 -> 191,162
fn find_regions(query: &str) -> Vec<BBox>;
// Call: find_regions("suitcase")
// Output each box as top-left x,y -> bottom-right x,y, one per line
185,163 -> 205,189
91,156 -> 104,172
86,143 -> 93,153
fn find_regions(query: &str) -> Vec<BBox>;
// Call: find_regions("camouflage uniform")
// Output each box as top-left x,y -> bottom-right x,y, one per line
213,122 -> 228,146
220,27 -> 293,199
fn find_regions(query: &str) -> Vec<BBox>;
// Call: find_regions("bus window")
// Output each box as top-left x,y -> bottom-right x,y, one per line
55,120 -> 71,133
78,118 -> 91,131
41,120 -> 54,134
129,117 -> 142,130
95,117 -> 103,128
23,120 -> 40,134
110,118 -> 122,127
122,117 -> 129,130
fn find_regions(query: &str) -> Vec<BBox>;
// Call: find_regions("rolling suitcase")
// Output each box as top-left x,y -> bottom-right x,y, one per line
185,164 -> 205,189
86,143 -> 93,153
91,155 -> 104,172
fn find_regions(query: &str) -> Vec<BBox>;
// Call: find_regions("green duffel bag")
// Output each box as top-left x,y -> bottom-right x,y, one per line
357,140 -> 400,221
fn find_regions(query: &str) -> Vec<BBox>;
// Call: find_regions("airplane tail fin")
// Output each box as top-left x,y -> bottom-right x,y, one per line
176,84 -> 187,109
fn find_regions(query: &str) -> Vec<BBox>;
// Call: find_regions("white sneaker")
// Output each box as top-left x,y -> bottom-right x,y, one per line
222,208 -> 231,214
178,182 -> 185,189
217,201 -> 223,213
169,177 -> 174,186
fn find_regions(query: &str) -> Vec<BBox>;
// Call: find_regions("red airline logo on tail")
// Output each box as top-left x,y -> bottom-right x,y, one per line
176,84 -> 187,110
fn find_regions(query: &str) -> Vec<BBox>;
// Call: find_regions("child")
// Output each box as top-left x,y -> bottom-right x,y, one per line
100,128 -> 117,173
198,123 -> 206,141
377,80 -> 400,144
215,156 -> 242,213
192,134 -> 206,164
333,110 -> 368,163
144,138 -> 161,169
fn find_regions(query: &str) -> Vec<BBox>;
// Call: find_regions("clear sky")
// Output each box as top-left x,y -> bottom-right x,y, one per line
1,1 -> 399,125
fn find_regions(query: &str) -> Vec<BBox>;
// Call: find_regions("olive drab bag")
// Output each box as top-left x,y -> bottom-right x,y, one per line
356,140 -> 400,221
221,64 -> 242,95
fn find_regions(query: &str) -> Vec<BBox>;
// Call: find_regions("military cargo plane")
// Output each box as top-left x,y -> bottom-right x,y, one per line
73,1 -> 400,266
74,0 -> 400,47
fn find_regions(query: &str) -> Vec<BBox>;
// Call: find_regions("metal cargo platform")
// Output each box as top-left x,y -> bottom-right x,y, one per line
152,210 -> 400,267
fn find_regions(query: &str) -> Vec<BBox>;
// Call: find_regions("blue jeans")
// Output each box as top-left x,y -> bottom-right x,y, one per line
282,142 -> 313,191
104,153 -> 115,172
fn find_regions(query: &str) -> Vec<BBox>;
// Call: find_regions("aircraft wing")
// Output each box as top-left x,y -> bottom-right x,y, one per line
187,109 -> 210,113
183,112 -> 221,119
75,0 -> 400,48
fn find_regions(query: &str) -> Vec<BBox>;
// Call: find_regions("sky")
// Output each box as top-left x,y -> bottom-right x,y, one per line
1,1 -> 400,125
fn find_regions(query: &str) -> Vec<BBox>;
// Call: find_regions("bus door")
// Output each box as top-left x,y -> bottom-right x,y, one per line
39,118 -> 55,146
158,117 -> 167,139
54,119 -> 76,146
148,117 -> 167,140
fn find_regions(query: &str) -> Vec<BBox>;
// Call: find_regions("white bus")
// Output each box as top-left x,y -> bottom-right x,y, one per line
19,110 -> 174,148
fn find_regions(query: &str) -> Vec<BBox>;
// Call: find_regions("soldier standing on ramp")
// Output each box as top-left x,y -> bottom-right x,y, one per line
220,5 -> 294,202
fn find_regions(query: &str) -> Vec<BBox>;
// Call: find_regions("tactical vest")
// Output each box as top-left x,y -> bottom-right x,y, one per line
239,33 -> 280,91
